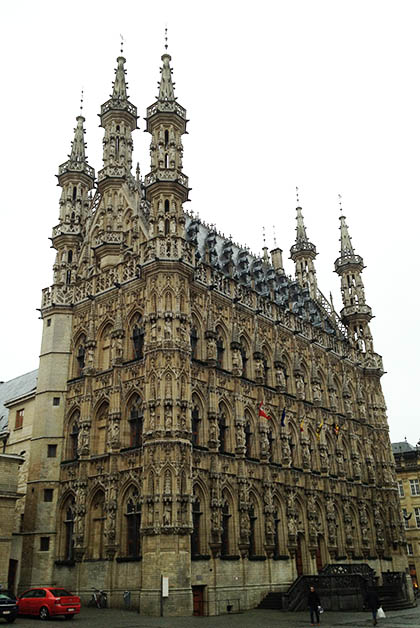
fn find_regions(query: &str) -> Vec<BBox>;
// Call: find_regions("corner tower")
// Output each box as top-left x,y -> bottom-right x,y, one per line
290,203 -> 318,298
140,46 -> 194,616
334,212 -> 374,354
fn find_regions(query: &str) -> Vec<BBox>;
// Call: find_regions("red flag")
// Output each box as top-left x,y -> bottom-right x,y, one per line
258,402 -> 270,420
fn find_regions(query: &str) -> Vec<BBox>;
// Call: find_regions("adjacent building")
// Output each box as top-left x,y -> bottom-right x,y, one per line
15,47 -> 408,615
392,440 -> 420,590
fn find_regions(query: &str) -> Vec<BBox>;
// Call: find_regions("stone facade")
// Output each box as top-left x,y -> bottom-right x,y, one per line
0,454 -> 24,590
21,48 -> 408,615
393,441 -> 420,590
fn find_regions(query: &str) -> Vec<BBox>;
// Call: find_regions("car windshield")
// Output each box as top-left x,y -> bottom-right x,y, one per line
0,592 -> 16,601
48,589 -> 72,597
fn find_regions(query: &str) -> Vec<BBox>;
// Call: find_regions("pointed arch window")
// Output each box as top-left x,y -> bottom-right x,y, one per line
72,186 -> 77,201
132,323 -> 145,360
249,504 -> 257,557
245,422 -> 252,457
218,412 -> 228,454
76,344 -> 85,376
67,250 -> 73,264
263,354 -> 270,386
164,130 -> 169,146
89,491 -> 105,559
64,505 -> 75,561
129,397 -> 143,448
192,406 -> 200,446
221,501 -> 231,556
216,336 -> 225,369
125,496 -> 141,557
191,496 -> 202,557
273,509 -> 281,559
69,419 -> 79,460
164,218 -> 170,235
190,326 -> 198,359
240,342 -> 248,378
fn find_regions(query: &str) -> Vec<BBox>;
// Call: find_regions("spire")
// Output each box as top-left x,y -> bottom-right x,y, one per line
290,192 -> 317,297
58,96 -> 94,181
339,214 -> 356,257
158,53 -> 175,103
112,56 -> 128,102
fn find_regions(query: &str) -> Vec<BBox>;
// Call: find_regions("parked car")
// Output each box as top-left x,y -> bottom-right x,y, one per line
0,591 -> 18,623
18,587 -> 80,620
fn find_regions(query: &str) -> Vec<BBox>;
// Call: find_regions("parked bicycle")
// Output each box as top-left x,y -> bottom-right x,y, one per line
88,588 -> 107,608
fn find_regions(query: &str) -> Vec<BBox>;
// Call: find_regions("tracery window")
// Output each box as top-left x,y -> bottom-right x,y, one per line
64,504 -> 75,561
191,496 -> 202,556
69,416 -> 79,460
128,397 -> 143,448
125,494 -> 141,557
218,412 -> 228,454
216,336 -> 225,369
240,341 -> 248,378
132,323 -> 144,360
192,406 -> 200,446
273,509 -> 281,558
76,343 -> 85,376
98,325 -> 112,371
249,504 -> 257,557
190,326 -> 198,359
245,422 -> 252,457
221,501 -> 231,556
88,491 -> 105,559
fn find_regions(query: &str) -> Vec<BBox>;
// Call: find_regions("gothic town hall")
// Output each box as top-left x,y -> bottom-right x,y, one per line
20,47 -> 409,615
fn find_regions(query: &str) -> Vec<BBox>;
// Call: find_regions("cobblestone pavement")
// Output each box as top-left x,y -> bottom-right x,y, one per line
12,604 -> 420,627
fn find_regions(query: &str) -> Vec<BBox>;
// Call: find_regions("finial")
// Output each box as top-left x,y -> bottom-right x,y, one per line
296,186 -> 300,205
164,26 -> 168,51
262,226 -> 266,246
80,89 -> 84,113
338,193 -> 343,213
120,34 -> 125,55
273,225 -> 277,247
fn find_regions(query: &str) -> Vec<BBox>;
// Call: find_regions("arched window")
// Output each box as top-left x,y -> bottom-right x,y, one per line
274,509 -> 281,559
190,326 -> 198,359
98,325 -> 112,371
76,343 -> 85,376
240,340 -> 248,378
164,153 -> 169,168
249,503 -> 257,557
72,186 -> 77,201
218,412 -> 228,454
132,323 -> 144,360
88,491 -> 105,559
67,250 -> 73,264
164,218 -> 170,235
221,501 -> 231,556
125,494 -> 141,558
128,397 -> 143,448
68,414 -> 79,460
191,495 -> 202,557
216,336 -> 224,369
192,406 -> 200,446
245,421 -> 252,458
66,270 -> 72,285
164,199 -> 170,213
94,402 -> 108,455
164,130 -> 169,145
64,505 -> 75,561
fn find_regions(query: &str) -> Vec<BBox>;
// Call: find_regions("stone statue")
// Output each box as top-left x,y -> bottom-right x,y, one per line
275,366 -> 286,391
296,375 -> 305,399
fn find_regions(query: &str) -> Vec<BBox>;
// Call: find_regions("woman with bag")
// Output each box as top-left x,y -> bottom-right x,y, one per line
365,589 -> 381,625
308,585 -> 322,626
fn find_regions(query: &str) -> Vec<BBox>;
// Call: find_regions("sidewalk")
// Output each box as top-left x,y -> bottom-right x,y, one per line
13,605 -> 420,627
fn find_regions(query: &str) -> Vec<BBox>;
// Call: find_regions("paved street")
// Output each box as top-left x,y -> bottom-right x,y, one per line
11,604 -> 420,628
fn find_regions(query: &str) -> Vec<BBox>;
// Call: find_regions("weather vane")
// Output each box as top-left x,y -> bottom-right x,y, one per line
273,225 -> 277,247
262,226 -> 266,246
120,34 -> 125,55
80,89 -> 84,113
338,193 -> 343,213
296,186 -> 300,205
164,26 -> 168,51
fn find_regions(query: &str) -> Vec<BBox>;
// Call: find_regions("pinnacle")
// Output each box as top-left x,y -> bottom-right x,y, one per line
295,206 -> 309,244
112,56 -> 128,101
158,53 -> 175,103
339,214 -> 355,257
69,115 -> 87,164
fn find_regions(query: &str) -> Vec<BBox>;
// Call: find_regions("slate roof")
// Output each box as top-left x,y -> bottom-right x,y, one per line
0,370 -> 38,432
391,441 -> 416,454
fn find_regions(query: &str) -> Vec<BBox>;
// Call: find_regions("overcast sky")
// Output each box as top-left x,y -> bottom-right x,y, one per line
1,0 -> 418,444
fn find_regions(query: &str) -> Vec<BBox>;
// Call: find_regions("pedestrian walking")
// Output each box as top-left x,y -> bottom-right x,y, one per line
308,585 -> 321,626
365,589 -> 381,626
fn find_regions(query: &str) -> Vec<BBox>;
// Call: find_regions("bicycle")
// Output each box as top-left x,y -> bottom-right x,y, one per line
87,588 -> 107,608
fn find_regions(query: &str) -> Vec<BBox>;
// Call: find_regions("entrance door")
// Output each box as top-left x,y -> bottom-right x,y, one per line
295,537 -> 303,576
316,538 -> 323,573
7,560 -> 18,593
192,585 -> 205,616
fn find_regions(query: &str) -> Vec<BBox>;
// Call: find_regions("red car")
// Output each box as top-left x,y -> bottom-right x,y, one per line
18,588 -> 80,620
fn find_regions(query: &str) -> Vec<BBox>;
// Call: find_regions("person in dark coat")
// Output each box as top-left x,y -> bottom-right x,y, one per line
365,589 -> 380,626
308,585 -> 321,625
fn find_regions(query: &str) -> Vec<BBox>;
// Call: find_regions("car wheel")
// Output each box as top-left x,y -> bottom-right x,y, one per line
39,606 -> 50,620
65,616 -> 74,620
